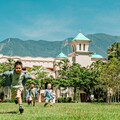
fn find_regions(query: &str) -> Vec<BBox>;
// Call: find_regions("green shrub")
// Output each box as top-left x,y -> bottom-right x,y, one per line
98,98 -> 104,102
0,92 -> 4,100
68,97 -> 72,102
94,98 -> 98,102
64,97 -> 69,102
6,98 -> 14,103
22,98 -> 26,103
57,97 -> 64,103
57,97 -> 72,103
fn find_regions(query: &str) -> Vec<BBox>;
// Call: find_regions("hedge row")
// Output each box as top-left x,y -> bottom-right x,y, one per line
57,97 -> 72,103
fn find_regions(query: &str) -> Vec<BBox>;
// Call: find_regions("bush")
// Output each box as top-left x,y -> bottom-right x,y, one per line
6,98 -> 14,103
94,98 -> 98,102
98,98 -> 104,102
57,97 -> 72,103
64,97 -> 69,103
57,97 -> 64,103
22,98 -> 26,103
0,92 -> 4,100
68,97 -> 72,102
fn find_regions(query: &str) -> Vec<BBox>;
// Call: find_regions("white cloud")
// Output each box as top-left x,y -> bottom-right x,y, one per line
18,16 -> 74,40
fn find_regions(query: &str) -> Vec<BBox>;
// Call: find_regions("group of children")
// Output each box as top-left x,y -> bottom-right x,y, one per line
0,61 -> 55,114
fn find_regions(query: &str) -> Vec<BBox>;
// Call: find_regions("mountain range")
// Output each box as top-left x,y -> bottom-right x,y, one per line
0,33 -> 120,58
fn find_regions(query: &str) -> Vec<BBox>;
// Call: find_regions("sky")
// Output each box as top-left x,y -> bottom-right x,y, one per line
0,0 -> 120,41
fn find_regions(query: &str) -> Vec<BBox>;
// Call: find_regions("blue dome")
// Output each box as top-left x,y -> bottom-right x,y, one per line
56,52 -> 67,58
91,53 -> 103,58
72,32 -> 90,41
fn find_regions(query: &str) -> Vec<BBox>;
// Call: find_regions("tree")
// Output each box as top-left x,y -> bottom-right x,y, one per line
98,58 -> 120,102
53,60 -> 92,102
26,65 -> 53,102
89,60 -> 107,101
107,42 -> 120,60
0,58 -> 15,87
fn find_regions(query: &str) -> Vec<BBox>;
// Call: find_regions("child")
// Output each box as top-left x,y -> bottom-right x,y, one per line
26,82 -> 38,106
44,84 -> 54,107
0,61 -> 35,114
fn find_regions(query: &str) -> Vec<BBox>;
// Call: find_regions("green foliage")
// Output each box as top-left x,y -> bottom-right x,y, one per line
22,98 -> 26,103
107,42 -> 120,60
0,58 -> 15,86
57,97 -> 64,103
26,65 -> 54,90
64,97 -> 69,103
6,98 -> 14,103
57,97 -> 72,103
54,60 -> 94,101
94,98 -> 98,102
98,98 -> 104,102
0,92 -> 4,100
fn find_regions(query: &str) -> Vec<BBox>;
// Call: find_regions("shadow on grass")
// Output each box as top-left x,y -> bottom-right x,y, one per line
0,111 -> 17,114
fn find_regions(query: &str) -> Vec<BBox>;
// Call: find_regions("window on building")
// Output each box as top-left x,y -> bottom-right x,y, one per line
72,45 -> 75,52
83,44 -> 85,51
79,44 -> 81,50
72,45 -> 74,52
74,45 -> 76,52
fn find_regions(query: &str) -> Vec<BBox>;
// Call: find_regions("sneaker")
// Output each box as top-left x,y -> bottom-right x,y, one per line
15,99 -> 18,104
44,103 -> 47,107
19,108 -> 24,114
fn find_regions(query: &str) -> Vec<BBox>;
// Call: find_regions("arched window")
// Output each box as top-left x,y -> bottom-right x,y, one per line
72,45 -> 74,52
83,44 -> 85,51
79,44 -> 81,50
72,45 -> 74,51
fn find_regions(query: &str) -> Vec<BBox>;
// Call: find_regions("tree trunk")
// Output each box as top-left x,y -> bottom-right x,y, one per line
118,86 -> 119,103
112,96 -> 114,103
73,87 -> 77,102
38,88 -> 41,103
115,96 -> 117,102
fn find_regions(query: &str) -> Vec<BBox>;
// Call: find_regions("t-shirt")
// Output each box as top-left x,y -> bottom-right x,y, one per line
0,70 -> 32,88
11,72 -> 24,88
44,89 -> 54,100
26,88 -> 37,98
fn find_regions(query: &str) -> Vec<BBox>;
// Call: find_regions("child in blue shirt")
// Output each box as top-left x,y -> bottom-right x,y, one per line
44,84 -> 54,107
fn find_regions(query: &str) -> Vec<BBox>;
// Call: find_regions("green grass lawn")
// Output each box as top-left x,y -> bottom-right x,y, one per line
0,102 -> 120,120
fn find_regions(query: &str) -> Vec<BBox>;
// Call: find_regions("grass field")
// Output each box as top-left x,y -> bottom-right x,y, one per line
0,102 -> 120,120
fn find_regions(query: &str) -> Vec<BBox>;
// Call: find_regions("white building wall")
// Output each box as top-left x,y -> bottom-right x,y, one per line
76,55 -> 91,67
0,58 -> 7,63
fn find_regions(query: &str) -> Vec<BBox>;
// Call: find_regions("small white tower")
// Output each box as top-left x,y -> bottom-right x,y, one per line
68,31 -> 93,67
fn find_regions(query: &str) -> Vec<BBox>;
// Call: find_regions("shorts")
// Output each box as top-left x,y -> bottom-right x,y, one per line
16,88 -> 23,98
11,87 -> 23,100
45,99 -> 53,105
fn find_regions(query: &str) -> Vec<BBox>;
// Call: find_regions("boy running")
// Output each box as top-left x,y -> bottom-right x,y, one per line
0,61 -> 35,113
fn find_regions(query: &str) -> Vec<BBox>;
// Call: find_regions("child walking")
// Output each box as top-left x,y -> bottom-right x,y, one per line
26,82 -> 38,106
44,84 -> 54,107
0,61 -> 35,114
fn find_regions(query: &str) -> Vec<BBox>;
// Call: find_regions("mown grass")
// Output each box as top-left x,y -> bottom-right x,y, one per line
0,102 -> 120,120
